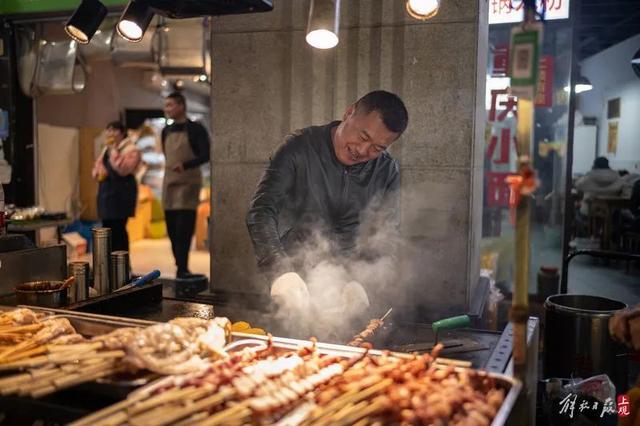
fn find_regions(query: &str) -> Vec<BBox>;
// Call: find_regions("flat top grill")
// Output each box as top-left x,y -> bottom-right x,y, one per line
1,280 -> 510,372
64,282 -> 507,371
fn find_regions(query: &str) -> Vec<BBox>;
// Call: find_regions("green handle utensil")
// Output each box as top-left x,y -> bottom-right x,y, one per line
432,315 -> 471,344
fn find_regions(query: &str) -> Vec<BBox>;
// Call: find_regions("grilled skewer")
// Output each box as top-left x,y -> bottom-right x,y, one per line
348,308 -> 392,347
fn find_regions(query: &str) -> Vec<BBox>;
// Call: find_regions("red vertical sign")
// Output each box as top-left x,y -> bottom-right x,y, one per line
535,55 -> 554,107
493,44 -> 510,76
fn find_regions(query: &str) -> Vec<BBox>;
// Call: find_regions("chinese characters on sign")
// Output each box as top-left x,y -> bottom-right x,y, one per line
618,394 -> 630,418
489,0 -> 570,25
491,45 -> 555,107
486,88 -> 518,208
608,122 -> 619,154
493,44 -> 510,76
535,56 -> 554,108
559,394 -> 619,419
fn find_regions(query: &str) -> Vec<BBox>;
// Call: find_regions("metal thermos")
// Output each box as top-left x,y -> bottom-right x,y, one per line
536,266 -> 559,301
92,227 -> 111,295
110,251 -> 130,289
544,294 -> 628,391
68,261 -> 90,303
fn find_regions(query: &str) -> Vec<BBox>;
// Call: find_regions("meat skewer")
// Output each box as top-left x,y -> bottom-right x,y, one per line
71,336 -> 507,426
0,306 -> 507,426
348,308 -> 392,347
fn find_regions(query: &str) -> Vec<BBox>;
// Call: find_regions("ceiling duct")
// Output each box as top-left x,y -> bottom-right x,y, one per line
157,17 -> 209,78
110,16 -> 159,68
78,22 -> 115,61
147,0 -> 272,19
33,40 -> 86,95
15,26 -> 38,97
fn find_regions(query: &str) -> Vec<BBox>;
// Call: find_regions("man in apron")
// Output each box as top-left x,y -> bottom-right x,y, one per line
162,92 -> 210,278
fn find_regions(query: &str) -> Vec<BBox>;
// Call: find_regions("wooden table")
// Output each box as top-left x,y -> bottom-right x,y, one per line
589,196 -> 632,250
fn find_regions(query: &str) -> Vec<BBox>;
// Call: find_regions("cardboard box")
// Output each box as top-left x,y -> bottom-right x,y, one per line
195,201 -> 210,250
62,231 -> 87,260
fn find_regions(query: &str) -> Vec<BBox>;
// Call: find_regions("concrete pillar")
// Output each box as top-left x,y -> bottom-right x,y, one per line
210,0 -> 488,318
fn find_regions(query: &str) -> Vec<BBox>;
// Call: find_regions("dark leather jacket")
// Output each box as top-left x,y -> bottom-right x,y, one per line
246,121 -> 400,273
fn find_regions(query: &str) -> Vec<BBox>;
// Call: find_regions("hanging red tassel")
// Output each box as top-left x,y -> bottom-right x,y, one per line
505,164 -> 537,225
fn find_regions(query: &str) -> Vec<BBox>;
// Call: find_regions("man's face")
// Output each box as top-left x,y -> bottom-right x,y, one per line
164,98 -> 185,120
333,105 -> 399,166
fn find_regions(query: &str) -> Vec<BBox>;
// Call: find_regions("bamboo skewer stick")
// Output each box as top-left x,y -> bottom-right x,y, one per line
197,401 -> 252,426
94,411 -> 129,426
336,396 -> 389,426
2,345 -> 48,363
145,387 -> 236,426
172,411 -> 209,426
127,386 -> 204,416
48,342 -> 102,353
0,339 -> 40,360
305,378 -> 393,425
379,308 -> 393,322
69,393 -> 149,426
433,357 -> 472,368
0,323 -> 43,333
351,418 -> 369,426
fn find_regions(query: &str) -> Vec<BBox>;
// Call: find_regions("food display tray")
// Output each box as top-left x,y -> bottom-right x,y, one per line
228,332 -> 522,426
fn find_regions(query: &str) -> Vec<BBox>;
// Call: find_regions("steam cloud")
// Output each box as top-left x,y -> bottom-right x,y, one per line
268,194 -> 416,342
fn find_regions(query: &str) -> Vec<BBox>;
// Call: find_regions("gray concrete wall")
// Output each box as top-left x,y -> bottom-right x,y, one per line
210,0 -> 488,318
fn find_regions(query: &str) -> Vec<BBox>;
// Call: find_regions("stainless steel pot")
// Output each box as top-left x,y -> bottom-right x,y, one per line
543,294 -> 628,391
15,277 -> 74,308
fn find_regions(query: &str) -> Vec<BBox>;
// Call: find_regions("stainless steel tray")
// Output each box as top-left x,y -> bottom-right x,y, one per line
227,333 -> 521,426
17,305 -> 158,329
0,306 -> 160,396
1,307 -> 520,425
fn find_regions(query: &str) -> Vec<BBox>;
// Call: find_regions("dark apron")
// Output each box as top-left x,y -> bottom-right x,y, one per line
162,130 -> 201,210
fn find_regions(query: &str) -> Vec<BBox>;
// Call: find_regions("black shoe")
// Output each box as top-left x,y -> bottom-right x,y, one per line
176,270 -> 193,279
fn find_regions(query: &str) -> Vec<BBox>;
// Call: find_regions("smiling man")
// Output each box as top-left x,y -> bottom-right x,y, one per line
246,91 -> 408,294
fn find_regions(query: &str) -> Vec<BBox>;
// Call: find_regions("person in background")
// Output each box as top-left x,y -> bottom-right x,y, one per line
92,121 -> 141,253
575,156 -> 622,216
162,92 -> 211,279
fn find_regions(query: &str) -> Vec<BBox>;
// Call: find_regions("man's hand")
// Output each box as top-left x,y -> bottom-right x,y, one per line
610,307 -> 640,351
341,281 -> 370,317
270,272 -> 310,312
172,163 -> 185,173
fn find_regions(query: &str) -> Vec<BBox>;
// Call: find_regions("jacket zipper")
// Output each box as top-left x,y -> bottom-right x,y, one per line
341,168 -> 350,211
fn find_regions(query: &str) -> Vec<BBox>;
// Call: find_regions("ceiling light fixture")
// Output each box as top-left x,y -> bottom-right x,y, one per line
117,0 -> 155,42
632,48 -> 640,79
65,0 -> 108,44
574,75 -> 593,94
563,74 -> 593,94
306,0 -> 341,50
406,0 -> 441,20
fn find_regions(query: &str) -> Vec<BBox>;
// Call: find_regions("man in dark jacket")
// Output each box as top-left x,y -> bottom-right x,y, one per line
162,92 -> 210,278
246,90 -> 408,307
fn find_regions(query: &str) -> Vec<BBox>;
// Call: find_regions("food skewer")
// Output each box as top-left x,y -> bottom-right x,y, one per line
0,307 -> 506,426
347,308 -> 392,347
70,337 -> 504,426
